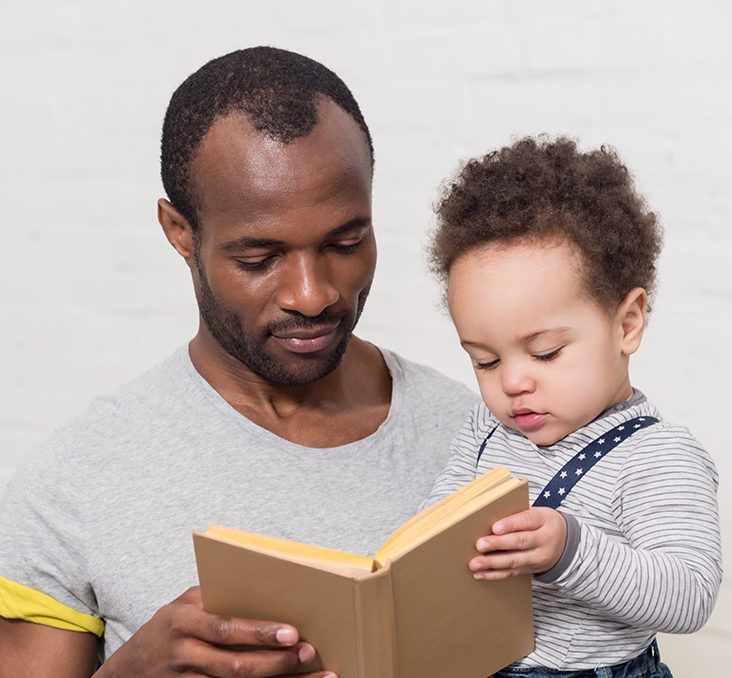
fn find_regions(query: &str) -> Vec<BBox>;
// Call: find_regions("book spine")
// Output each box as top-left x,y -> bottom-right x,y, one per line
353,568 -> 396,678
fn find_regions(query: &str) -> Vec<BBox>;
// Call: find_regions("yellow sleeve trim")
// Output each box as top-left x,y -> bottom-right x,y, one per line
0,575 -> 105,637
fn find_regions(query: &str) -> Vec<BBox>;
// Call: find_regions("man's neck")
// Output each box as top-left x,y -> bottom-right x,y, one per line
188,332 -> 392,448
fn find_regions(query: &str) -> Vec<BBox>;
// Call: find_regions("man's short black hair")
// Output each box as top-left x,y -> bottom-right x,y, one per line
160,46 -> 374,229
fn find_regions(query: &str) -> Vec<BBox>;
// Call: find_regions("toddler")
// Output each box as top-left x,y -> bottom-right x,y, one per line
424,136 -> 722,678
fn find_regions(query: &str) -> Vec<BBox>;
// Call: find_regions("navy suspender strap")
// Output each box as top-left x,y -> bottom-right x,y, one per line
532,416 -> 659,509
475,423 -> 500,468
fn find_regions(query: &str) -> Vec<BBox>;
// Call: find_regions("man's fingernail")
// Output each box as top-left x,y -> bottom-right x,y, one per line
275,627 -> 297,644
298,642 -> 316,663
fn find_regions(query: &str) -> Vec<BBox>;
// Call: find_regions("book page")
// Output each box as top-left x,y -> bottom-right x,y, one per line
374,466 -> 517,566
201,525 -> 375,576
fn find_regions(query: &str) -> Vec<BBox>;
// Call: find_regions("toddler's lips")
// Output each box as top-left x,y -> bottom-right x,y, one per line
511,410 -> 548,430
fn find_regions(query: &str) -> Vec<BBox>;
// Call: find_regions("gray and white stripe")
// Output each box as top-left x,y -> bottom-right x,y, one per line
423,392 -> 722,670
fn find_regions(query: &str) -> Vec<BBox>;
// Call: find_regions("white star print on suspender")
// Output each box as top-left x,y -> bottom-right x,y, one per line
532,417 -> 659,509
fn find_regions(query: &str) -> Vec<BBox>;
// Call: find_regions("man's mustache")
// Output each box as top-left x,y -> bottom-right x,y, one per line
264,310 -> 350,336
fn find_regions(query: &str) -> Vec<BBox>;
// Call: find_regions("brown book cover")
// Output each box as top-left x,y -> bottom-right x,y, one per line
193,467 -> 534,678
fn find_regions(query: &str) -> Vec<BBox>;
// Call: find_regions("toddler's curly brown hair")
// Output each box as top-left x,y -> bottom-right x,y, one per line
430,136 -> 663,313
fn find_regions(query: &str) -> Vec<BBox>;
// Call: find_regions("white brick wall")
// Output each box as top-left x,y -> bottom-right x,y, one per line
1,1 -> 730,673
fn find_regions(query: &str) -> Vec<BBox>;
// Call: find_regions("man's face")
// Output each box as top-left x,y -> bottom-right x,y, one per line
188,101 -> 375,386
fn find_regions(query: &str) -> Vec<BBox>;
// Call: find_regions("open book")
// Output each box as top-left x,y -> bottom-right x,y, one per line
193,466 -> 534,678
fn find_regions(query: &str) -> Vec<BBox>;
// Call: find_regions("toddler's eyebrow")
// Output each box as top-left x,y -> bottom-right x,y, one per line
518,326 -> 572,344
460,327 -> 573,352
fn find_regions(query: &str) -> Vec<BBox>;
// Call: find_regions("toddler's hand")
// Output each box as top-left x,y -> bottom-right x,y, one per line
470,507 -> 567,580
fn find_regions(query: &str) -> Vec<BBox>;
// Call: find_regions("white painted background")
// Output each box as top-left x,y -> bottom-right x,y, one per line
1,1 -> 730,673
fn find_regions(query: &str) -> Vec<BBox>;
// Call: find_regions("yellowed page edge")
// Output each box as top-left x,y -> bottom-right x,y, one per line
202,525 -> 374,576
375,475 -> 524,566
374,466 -> 510,561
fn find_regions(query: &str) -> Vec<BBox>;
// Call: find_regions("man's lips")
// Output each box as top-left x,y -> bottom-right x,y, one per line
511,409 -> 548,429
270,323 -> 341,354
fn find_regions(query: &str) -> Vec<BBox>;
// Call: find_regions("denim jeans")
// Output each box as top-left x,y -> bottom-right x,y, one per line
494,641 -> 672,678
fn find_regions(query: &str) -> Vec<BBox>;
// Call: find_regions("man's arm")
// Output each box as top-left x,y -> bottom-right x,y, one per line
0,616 -> 99,678
1,588 -> 336,678
94,588 -> 328,677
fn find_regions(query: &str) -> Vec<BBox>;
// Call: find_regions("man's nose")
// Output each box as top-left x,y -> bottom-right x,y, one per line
275,254 -> 340,317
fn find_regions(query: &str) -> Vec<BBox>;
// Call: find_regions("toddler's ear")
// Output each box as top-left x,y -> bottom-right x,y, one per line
617,287 -> 648,355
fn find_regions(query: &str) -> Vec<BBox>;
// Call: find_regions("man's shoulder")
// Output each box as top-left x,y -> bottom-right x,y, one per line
378,347 -> 479,409
109,344 -> 192,397
35,347 -> 194,452
380,346 -> 467,385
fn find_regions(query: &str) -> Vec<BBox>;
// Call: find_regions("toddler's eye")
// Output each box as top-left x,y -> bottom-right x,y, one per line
475,359 -> 500,370
535,348 -> 562,362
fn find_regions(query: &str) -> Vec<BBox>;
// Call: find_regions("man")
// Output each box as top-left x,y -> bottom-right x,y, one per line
0,47 -> 477,677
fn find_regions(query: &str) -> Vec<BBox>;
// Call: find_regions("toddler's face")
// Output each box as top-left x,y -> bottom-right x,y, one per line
448,240 -> 638,446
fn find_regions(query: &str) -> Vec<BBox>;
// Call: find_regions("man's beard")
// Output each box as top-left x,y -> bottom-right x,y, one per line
195,260 -> 370,386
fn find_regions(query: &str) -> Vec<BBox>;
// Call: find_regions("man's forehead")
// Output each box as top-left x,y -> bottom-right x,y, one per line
186,98 -> 373,240
203,99 -> 369,161
190,104 -> 370,192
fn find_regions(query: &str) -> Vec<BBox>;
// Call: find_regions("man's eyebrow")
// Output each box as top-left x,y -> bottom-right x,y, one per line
221,217 -> 371,252
222,236 -> 281,251
327,216 -> 372,237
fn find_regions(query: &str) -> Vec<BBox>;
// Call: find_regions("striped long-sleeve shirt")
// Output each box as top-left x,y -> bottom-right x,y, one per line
423,391 -> 722,670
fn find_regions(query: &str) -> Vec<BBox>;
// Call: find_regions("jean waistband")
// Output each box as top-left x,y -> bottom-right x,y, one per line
495,640 -> 662,678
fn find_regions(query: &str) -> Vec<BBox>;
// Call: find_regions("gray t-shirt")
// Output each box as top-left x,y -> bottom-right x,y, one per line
0,345 -> 478,659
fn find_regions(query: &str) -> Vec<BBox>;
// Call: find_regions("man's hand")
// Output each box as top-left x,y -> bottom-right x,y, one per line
469,507 -> 567,580
95,587 -> 336,678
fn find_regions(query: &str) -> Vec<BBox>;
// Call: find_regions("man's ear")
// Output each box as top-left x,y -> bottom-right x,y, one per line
616,287 -> 648,356
158,198 -> 195,264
